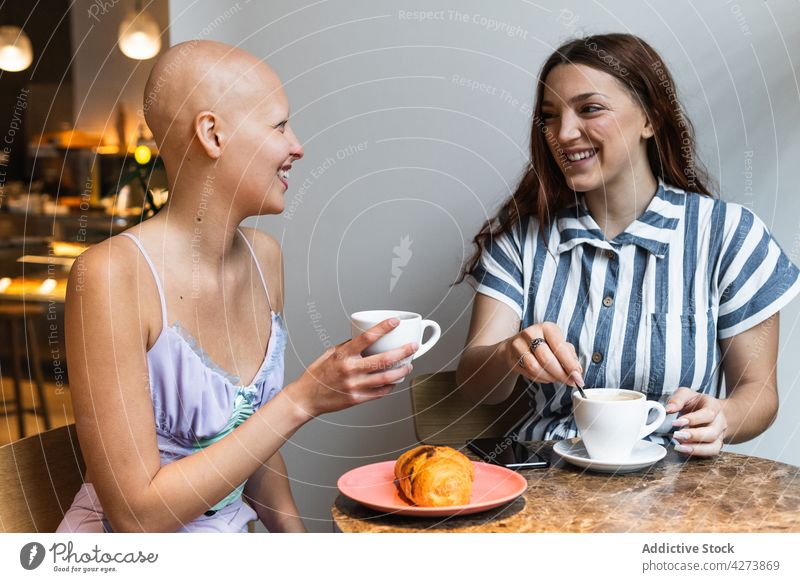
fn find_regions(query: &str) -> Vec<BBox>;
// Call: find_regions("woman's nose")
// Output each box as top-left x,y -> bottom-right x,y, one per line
287,127 -> 304,160
557,111 -> 582,144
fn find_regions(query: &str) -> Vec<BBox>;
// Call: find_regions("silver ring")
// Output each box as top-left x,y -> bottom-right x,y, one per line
529,337 -> 546,353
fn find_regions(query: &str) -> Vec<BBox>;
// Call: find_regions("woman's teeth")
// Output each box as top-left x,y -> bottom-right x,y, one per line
567,149 -> 597,162
278,169 -> 289,180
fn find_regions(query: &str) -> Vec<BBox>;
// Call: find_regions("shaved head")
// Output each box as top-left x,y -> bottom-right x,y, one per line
141,40 -> 303,219
143,40 -> 282,153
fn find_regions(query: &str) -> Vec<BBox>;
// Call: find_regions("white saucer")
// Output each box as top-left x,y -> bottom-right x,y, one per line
553,438 -> 667,473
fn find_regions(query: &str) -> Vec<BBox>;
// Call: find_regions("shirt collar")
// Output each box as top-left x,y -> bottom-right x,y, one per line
555,179 -> 687,259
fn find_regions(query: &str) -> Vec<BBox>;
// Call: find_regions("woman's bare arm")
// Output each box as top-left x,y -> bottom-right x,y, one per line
67,237 -> 414,532
243,452 -> 305,532
456,294 -> 523,405
456,292 -> 583,405
719,313 -> 780,443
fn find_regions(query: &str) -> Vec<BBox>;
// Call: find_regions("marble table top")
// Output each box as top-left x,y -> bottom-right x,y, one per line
331,441 -> 800,533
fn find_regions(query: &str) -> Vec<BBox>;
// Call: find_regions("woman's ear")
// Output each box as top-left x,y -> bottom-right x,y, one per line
194,111 -> 223,159
641,113 -> 655,139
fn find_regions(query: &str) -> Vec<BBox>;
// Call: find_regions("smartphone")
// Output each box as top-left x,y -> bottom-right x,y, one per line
466,437 -> 549,470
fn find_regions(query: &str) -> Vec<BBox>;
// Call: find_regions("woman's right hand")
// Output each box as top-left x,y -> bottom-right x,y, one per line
502,321 -> 584,386
292,318 -> 418,418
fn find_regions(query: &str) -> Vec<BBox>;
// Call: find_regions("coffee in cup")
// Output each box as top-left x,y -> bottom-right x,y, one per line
350,310 -> 441,383
572,388 -> 666,463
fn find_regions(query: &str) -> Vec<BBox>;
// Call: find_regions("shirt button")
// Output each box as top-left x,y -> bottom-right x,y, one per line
605,250 -> 616,260
603,296 -> 614,307
591,352 -> 603,364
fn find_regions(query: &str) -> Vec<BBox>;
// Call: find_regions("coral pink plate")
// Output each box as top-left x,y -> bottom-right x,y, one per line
337,460 -> 528,517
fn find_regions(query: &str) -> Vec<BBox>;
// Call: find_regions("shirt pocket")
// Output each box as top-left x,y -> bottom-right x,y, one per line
644,307 -> 715,401
640,308 -> 714,436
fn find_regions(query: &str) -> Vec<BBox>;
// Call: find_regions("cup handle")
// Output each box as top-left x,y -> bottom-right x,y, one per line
412,320 -> 441,360
639,401 -> 667,440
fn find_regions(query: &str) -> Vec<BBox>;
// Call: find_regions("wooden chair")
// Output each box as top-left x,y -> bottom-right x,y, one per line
0,424 -> 85,532
0,303 -> 52,438
409,371 -> 531,446
0,424 -> 263,533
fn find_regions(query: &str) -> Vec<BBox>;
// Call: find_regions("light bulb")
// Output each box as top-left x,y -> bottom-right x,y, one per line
134,144 -> 152,165
118,10 -> 161,60
0,26 -> 33,72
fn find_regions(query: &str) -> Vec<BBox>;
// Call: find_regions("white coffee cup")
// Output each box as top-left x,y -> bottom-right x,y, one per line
350,310 -> 441,383
572,388 -> 666,463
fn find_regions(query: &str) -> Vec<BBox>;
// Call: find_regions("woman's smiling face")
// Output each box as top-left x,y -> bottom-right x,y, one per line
540,64 -> 654,194
225,82 -> 304,216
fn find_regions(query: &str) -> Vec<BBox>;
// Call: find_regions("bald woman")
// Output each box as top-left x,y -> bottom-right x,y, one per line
57,41 -> 416,533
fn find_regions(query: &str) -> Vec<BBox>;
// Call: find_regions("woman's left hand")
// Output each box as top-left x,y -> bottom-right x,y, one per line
666,387 -> 728,457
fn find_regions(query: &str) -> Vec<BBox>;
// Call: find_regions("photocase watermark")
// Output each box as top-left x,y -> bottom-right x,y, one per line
726,0 -> 753,37
534,113 -> 572,173
742,150 -> 754,205
481,433 -> 521,464
555,10 -> 629,77
72,172 -> 94,294
307,300 -> 333,350
87,0 -> 123,22
140,1 -> 250,116
191,174 -> 215,298
20,540 -> 159,573
450,74 -> 533,117
285,140 -> 368,220
0,88 -> 29,206
20,542 -> 45,570
46,274 -> 66,396
650,59 -> 698,189
398,9 -> 529,40
390,235 -> 413,292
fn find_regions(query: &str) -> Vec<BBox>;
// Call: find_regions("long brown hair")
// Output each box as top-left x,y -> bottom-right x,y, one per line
458,33 -> 713,282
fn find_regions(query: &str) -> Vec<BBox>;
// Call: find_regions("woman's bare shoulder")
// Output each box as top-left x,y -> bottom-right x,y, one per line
69,235 -> 141,291
237,227 -> 282,270
66,234 -> 155,335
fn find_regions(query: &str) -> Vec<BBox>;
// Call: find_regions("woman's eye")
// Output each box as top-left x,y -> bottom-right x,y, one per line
581,105 -> 603,114
541,112 -> 557,121
274,121 -> 288,132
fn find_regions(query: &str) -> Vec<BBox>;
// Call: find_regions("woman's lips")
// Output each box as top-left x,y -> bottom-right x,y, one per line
277,168 -> 289,188
564,149 -> 598,171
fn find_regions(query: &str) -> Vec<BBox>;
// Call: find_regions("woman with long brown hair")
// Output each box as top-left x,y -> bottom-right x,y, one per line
456,33 -> 800,456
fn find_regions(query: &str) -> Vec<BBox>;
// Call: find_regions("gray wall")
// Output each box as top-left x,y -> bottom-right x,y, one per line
169,0 -> 800,531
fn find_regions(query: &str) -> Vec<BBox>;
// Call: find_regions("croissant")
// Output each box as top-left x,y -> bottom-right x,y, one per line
394,445 -> 474,507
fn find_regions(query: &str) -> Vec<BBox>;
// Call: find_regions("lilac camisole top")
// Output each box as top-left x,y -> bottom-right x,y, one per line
57,228 -> 287,533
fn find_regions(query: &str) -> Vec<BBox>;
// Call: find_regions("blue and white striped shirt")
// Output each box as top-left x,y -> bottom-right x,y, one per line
473,181 -> 800,442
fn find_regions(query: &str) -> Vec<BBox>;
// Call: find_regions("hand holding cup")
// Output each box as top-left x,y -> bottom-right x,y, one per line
294,317 -> 418,418
351,310 -> 441,384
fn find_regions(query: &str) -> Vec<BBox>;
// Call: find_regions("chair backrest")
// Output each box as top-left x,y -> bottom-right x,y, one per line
0,424 -> 85,532
409,371 -> 530,445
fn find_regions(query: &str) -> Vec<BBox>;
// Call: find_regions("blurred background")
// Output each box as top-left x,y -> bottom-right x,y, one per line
1,0 -> 799,532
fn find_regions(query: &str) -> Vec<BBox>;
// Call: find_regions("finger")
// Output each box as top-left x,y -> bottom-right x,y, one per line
531,341 -> 571,384
551,341 -> 583,385
568,343 -> 582,372
673,406 -> 717,428
353,383 -> 397,403
541,323 -> 583,385
673,425 -> 721,444
356,342 -> 418,372
510,337 -> 533,371
674,438 -> 722,457
665,387 -> 697,414
347,318 -> 400,355
361,364 -> 413,388
518,351 -> 558,384
511,337 -> 557,383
